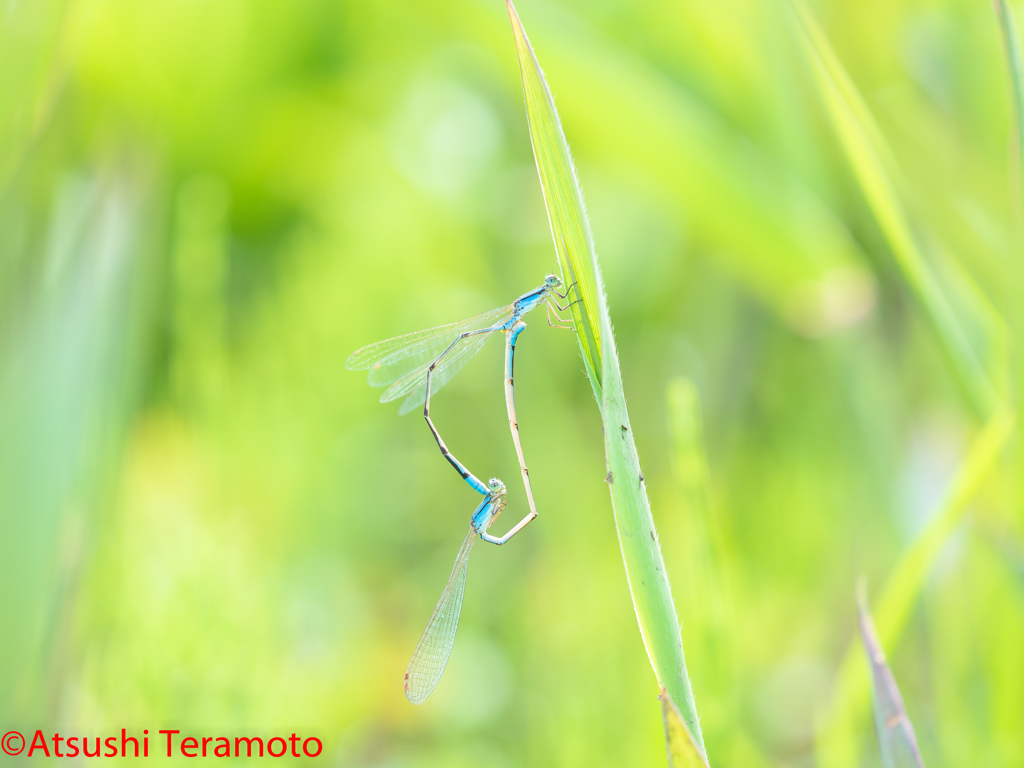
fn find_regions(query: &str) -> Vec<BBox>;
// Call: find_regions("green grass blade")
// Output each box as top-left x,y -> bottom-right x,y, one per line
0,0 -> 69,196
817,410 -> 1014,768
992,0 -> 1024,422
668,380 -> 713,531
667,379 -> 724,629
661,688 -> 710,768
0,167 -> 155,722
790,0 -> 1004,419
856,583 -> 927,768
993,0 -> 1024,225
667,378 -> 735,703
507,0 -> 602,398
508,2 -> 706,756
498,3 -> 870,336
601,308 -> 705,755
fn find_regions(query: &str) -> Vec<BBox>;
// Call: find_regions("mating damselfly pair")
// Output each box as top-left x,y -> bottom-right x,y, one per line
346,274 -> 575,704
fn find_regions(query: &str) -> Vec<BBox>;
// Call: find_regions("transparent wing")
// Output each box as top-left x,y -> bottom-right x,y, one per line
346,305 -> 512,384
389,329 -> 496,415
404,527 -> 477,705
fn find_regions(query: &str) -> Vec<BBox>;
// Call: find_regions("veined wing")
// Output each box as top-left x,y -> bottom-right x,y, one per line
346,304 -> 512,385
404,527 -> 477,705
388,328 -> 497,415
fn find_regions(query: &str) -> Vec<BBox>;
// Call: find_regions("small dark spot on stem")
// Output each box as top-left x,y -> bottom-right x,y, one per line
620,424 -> 628,432
650,530 -> 656,542
638,471 -> 644,486
605,471 -> 613,484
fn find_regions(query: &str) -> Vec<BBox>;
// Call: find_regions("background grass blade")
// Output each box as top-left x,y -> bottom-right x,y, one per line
817,410 -> 1013,768
0,0 -> 69,197
666,379 -> 741,753
790,0 -> 1005,419
856,583 -> 927,768
508,1 -> 706,756
0,165 -> 156,725
661,688 -> 710,768
992,0 -> 1024,450
667,379 -> 730,630
993,0 -> 1024,228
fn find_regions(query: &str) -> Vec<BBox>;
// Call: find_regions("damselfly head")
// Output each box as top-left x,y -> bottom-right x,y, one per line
487,477 -> 507,496
544,274 -> 562,290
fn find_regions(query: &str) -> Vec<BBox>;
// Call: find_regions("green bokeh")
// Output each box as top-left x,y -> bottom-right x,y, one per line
1,0 -> 1022,766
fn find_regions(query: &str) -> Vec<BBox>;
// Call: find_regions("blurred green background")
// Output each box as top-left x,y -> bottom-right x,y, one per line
2,0 -> 1023,765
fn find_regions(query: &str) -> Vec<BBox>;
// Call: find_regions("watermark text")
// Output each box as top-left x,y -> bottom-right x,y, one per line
1,730 -> 323,758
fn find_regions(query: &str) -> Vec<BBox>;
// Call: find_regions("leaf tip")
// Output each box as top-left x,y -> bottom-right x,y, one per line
506,0 -> 521,29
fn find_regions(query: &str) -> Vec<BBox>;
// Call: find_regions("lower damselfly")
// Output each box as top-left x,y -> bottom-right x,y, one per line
403,478 -> 507,704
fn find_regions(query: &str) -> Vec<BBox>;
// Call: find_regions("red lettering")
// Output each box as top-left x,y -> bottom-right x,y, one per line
144,730 -> 149,757
181,737 -> 198,757
268,737 -> 287,757
288,733 -> 300,757
303,737 -> 323,757
160,730 -> 180,757
214,738 -> 230,757
122,729 -> 139,757
28,731 -> 50,757
235,737 -> 264,757
84,737 -> 101,757
104,736 -> 118,757
52,732 -> 65,757
202,737 -> 213,756
66,737 -> 79,758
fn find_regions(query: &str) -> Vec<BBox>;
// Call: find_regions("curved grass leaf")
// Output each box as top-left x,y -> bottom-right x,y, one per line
507,0 -> 602,398
507,1 -> 706,757
600,301 -> 705,755
856,583 -> 927,768
499,2 -> 870,336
